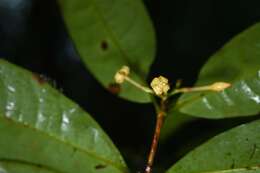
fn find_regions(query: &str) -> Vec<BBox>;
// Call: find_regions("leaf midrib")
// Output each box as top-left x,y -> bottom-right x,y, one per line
91,0 -> 147,81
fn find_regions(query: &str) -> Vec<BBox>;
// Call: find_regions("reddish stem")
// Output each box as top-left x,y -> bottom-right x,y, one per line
144,101 -> 166,173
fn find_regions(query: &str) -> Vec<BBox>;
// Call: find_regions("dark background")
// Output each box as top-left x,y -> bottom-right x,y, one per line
1,0 -> 260,172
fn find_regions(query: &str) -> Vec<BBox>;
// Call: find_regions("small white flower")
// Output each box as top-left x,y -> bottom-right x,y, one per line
150,76 -> 170,96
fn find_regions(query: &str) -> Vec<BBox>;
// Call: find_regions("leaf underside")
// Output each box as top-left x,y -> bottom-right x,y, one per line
0,59 -> 128,173
59,0 -> 156,103
177,23 -> 260,118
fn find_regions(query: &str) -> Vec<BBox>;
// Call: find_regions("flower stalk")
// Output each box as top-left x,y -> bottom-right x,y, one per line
114,66 -> 231,173
169,82 -> 231,96
144,100 -> 166,173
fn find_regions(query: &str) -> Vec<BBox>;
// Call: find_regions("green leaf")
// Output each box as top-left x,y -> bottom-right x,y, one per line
58,0 -> 156,103
0,59 -> 128,173
167,119 -> 260,173
177,23 -> 260,118
0,161 -> 58,173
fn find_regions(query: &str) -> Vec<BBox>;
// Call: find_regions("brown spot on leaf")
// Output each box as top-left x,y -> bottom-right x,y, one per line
101,40 -> 108,50
108,83 -> 121,95
32,73 -> 46,85
95,164 -> 107,170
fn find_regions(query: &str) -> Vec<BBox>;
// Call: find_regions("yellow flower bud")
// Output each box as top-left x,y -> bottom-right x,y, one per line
210,82 -> 231,91
150,76 -> 170,96
114,66 -> 130,84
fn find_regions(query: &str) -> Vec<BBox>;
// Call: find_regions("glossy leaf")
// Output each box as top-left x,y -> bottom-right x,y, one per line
0,59 -> 128,173
59,0 -> 156,103
167,119 -> 260,173
177,23 -> 260,118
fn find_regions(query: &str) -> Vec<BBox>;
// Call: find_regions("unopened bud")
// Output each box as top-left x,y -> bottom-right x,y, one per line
150,76 -> 170,96
210,82 -> 231,91
114,66 -> 130,84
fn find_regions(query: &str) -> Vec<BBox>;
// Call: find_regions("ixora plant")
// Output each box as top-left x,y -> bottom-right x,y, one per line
0,0 -> 260,173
